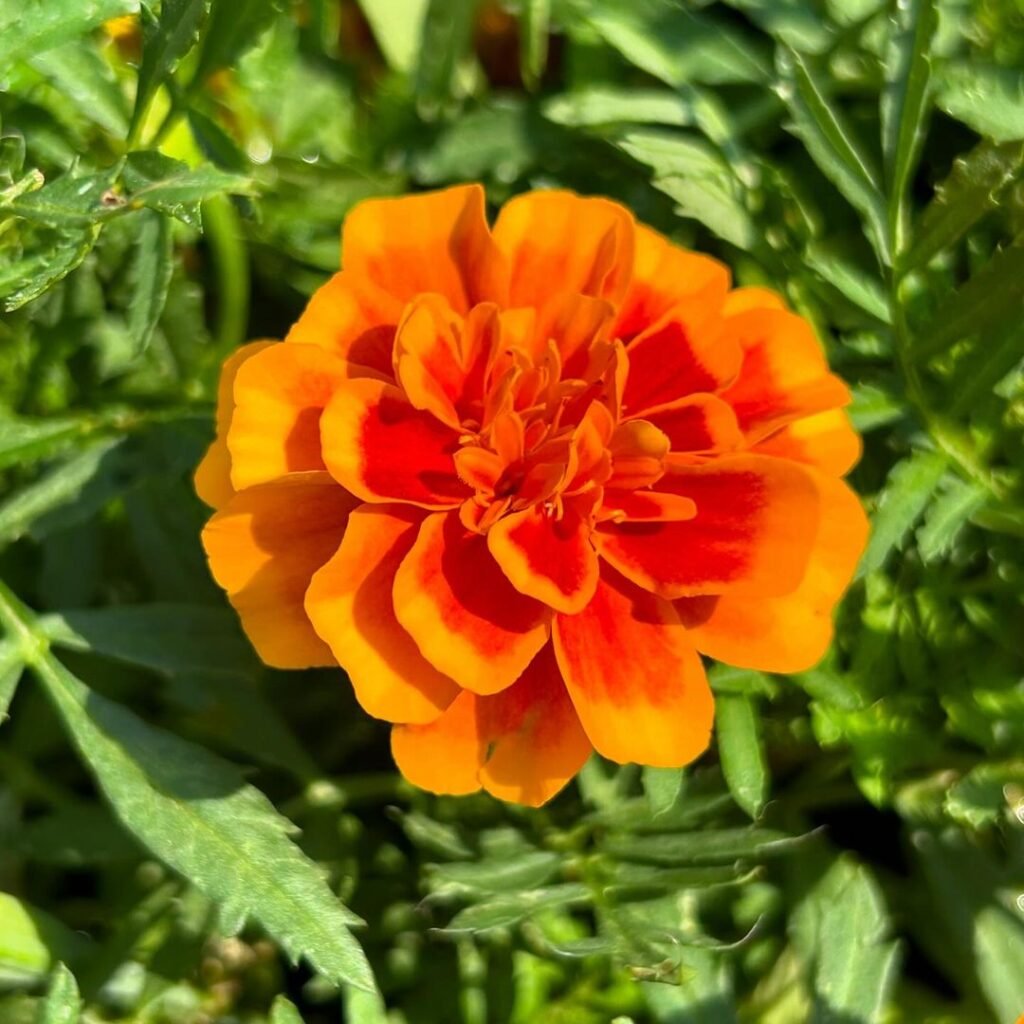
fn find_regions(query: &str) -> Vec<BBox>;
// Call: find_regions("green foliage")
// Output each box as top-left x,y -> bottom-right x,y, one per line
1,0 -> 1023,1021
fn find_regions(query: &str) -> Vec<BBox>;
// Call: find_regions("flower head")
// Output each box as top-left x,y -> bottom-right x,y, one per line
197,185 -> 867,806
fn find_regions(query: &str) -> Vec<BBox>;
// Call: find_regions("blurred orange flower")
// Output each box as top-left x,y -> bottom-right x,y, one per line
197,185 -> 867,806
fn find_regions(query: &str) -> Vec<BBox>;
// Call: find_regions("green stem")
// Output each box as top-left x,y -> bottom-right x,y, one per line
200,193 -> 250,371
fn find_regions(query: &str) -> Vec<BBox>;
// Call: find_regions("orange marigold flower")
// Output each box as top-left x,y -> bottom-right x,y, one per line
196,185 -> 868,807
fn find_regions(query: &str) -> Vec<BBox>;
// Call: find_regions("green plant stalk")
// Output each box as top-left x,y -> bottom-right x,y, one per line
201,192 -> 250,367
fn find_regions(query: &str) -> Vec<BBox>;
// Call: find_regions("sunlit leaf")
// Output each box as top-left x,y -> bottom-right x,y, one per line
716,694 -> 769,820
936,62 -> 1024,143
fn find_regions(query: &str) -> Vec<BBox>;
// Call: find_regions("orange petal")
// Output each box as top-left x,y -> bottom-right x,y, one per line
391,690 -> 485,797
226,342 -> 358,491
721,286 -> 787,317
534,291 -> 615,378
593,454 -> 820,599
487,502 -> 600,614
622,312 -> 741,414
285,271 -> 403,378
718,308 -> 851,441
391,646 -> 592,805
600,491 -> 696,523
677,471 -> 867,672
201,473 -> 358,669
341,185 -> 507,312
616,224 -> 730,339
752,408 -> 862,477
194,341 -> 273,509
642,393 -> 743,454
392,512 -> 552,694
494,190 -> 635,312
478,645 -> 591,806
552,566 -> 713,766
305,503 -> 459,724
319,379 -> 469,508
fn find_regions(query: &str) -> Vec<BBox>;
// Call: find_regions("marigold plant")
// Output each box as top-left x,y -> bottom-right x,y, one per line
196,184 -> 867,806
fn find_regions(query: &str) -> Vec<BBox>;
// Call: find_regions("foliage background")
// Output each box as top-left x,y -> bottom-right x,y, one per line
1,0 -> 1023,1021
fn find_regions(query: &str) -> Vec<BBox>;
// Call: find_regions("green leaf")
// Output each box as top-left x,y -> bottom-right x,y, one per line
857,449 -> 948,578
429,852 -> 562,896
0,639 -> 22,725
414,0 -> 476,113
40,604 -> 258,677
0,226 -> 100,311
270,996 -> 306,1024
776,48 -> 890,265
716,694 -> 769,820
804,242 -> 891,322
36,963 -> 82,1024
0,0 -> 137,73
613,129 -> 756,249
0,896 -> 89,987
944,761 -> 1024,829
792,857 -> 900,1023
355,0 -> 429,73
916,477 -> 987,563
16,805 -> 140,866
913,240 -> 1024,360
131,0 -> 212,139
543,87 -> 695,129
0,414 -> 104,471
848,383 -> 906,433
520,0 -> 550,91
584,0 -> 769,87
1,165 -> 123,228
642,766 -> 684,818
122,151 -> 255,230
602,828 -> 803,866
718,0 -> 833,53
193,0 -> 284,83
902,140 -> 1024,272
0,438 -> 125,546
442,884 -> 591,934
126,210 -> 174,358
881,0 -> 938,254
936,62 -> 1024,143
31,653 -> 376,992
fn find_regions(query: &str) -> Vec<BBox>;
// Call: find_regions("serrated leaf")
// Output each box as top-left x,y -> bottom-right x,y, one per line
0,0 -> 137,73
805,243 -> 891,322
1,165 -> 123,227
902,140 -> 1024,272
848,383 -> 906,433
792,857 -> 900,1024
0,896 -> 89,987
776,48 -> 890,265
916,477 -> 987,563
0,226 -> 100,311
39,604 -> 258,677
642,766 -> 684,818
355,0 -> 429,73
585,0 -> 769,87
429,852 -> 561,896
0,414 -> 104,471
857,449 -> 947,578
602,828 -> 803,866
520,0 -> 550,91
614,129 -> 755,248
944,761 -> 1024,829
913,240 -> 1024,360
31,654 -> 375,992
442,884 -> 591,934
36,963 -> 81,1024
193,0 -> 284,83
881,0 -> 938,254
121,151 -> 255,229
716,694 -> 769,820
131,0 -> 212,138
936,62 -> 1024,143
125,210 -> 174,358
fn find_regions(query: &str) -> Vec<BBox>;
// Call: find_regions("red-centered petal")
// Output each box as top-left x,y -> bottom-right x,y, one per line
718,308 -> 851,441
552,565 -> 713,766
226,342 -> 359,491
721,286 -> 787,316
391,690 -> 485,797
201,473 -> 358,669
622,311 -> 741,415
593,454 -> 820,599
534,291 -> 615,378
606,419 -> 670,489
304,504 -> 459,724
494,190 -> 635,312
642,393 -> 743,454
285,271 -> 403,378
487,502 -> 600,614
600,491 -> 696,523
341,185 -> 507,312
391,647 -> 593,805
319,379 -> 470,508
677,470 -> 867,672
392,511 -> 552,694
195,341 -> 273,509
615,223 -> 730,339
753,408 -> 862,477
478,645 -> 592,806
